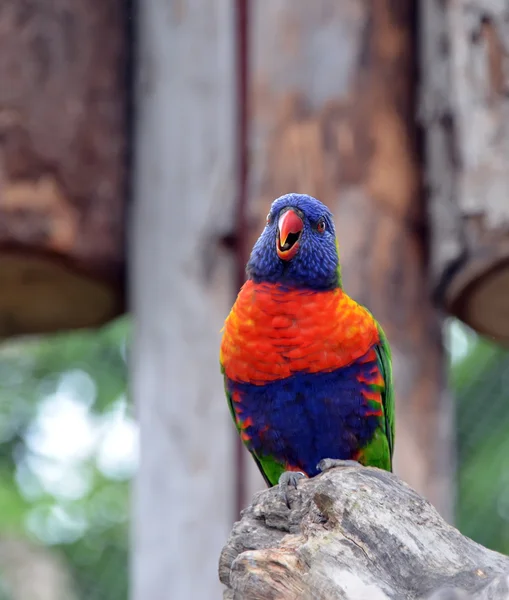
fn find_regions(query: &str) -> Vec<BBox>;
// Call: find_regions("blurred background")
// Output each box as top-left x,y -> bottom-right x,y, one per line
0,318 -> 508,600
1,1 -> 508,599
0,320 -> 132,600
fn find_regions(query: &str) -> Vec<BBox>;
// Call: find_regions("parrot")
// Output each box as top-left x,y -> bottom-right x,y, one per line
219,193 -> 394,496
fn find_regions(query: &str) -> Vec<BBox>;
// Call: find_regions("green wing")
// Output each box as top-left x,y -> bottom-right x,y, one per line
221,363 -> 274,487
373,324 -> 395,469
221,364 -> 240,430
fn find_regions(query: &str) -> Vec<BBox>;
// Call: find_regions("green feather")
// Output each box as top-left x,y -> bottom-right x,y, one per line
375,323 -> 395,464
357,319 -> 395,471
335,239 -> 343,288
221,363 -> 277,486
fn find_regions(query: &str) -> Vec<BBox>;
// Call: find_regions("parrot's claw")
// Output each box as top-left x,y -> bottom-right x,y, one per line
278,471 -> 307,508
316,458 -> 360,473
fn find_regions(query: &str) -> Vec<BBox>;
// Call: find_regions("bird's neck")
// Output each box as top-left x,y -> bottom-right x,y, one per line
248,273 -> 342,292
220,280 -> 379,384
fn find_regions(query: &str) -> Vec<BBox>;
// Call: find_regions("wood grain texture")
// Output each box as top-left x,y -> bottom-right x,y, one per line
246,0 -> 453,519
421,0 -> 509,343
0,0 -> 127,336
220,466 -> 509,599
131,1 -> 237,599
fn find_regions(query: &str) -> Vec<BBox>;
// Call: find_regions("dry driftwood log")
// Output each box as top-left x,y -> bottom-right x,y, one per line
219,465 -> 509,599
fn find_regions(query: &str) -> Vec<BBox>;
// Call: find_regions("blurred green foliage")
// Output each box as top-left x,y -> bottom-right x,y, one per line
0,312 -> 508,599
449,320 -> 509,555
0,317 -> 131,600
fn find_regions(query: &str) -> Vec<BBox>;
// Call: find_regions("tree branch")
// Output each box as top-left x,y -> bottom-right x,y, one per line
219,466 -> 509,599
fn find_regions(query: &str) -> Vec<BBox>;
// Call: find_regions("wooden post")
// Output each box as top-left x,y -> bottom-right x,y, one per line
131,1 -> 236,599
0,0 -> 127,336
246,1 -> 453,519
421,0 -> 509,344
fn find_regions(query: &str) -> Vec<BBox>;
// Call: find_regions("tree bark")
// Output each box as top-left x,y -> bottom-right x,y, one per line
131,1 -> 236,599
420,0 -> 509,344
244,0 -> 453,519
220,466 -> 509,600
0,0 -> 127,337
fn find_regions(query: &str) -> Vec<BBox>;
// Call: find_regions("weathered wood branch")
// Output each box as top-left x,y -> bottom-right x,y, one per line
219,466 -> 509,599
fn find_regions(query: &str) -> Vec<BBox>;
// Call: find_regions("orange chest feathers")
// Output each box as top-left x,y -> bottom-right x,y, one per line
220,281 -> 380,384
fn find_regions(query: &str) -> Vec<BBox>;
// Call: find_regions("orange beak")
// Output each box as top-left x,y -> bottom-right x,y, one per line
277,209 -> 303,261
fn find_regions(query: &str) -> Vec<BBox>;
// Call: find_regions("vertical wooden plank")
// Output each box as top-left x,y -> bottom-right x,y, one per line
233,0 -> 252,514
131,1 -> 236,598
247,0 -> 453,519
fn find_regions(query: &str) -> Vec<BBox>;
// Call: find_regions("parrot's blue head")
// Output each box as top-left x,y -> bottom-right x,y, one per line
246,193 -> 341,290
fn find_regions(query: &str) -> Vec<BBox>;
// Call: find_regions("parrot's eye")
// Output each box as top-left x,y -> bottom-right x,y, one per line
266,212 -> 272,225
317,218 -> 326,233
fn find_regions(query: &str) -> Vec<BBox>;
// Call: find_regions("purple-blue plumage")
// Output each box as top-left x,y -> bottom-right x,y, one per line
225,347 -> 381,479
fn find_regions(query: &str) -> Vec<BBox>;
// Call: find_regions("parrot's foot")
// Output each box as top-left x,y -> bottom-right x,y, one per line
278,471 -> 307,508
316,458 -> 360,473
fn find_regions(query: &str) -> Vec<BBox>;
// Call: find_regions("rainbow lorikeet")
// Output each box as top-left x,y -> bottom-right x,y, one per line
220,193 -> 394,495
